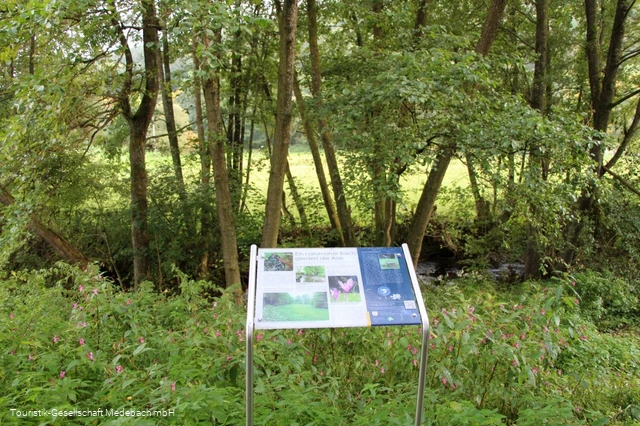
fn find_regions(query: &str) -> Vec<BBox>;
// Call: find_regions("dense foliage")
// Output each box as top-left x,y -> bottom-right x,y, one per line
1,265 -> 638,425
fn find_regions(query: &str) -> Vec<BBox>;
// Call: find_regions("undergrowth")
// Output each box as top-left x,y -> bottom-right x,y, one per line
0,264 -> 638,425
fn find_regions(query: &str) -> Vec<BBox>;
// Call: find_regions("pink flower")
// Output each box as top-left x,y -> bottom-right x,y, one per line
73,303 -> 78,309
532,367 -> 538,374
28,354 -> 33,361
215,330 -> 221,337
298,329 -> 303,335
60,371 -> 66,379
448,345 -> 453,352
338,278 -> 355,293
256,333 -> 263,342
575,299 -> 579,305
512,360 -> 517,367
571,281 -> 576,286
413,359 -> 418,367
126,299 -> 131,305
287,339 -> 292,344
171,382 -> 176,392
78,285 -> 84,292
9,313 -> 14,319
226,355 -> 232,361
541,309 -> 546,315
81,322 -> 87,327
139,337 -> 144,344
442,377 -> 447,386
116,365 -> 123,374
380,367 -> 385,374
331,287 -> 341,301
469,306 -> 475,314
514,342 -> 520,349
93,288 -> 98,295
79,338 -> 85,346
375,360 -> 380,366
87,352 -> 94,361
53,335 -> 60,343
557,369 -> 562,376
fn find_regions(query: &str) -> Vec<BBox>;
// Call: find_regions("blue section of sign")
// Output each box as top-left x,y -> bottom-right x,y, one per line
357,247 -> 421,326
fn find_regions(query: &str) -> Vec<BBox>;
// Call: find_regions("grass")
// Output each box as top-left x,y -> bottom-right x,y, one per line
100,142 -> 473,223
262,303 -> 330,321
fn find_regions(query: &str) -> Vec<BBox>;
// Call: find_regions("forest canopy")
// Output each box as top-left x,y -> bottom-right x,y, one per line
0,0 -> 639,287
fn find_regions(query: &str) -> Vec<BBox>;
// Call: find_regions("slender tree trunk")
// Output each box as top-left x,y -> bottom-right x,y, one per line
113,0 -> 159,286
465,0 -> 509,224
407,144 -> 455,267
0,187 -> 89,268
563,0 -> 633,265
524,0 -> 548,280
193,42 -> 214,277
414,0 -> 431,40
407,0 -> 507,266
285,162 -> 308,229
202,30 -> 241,289
158,28 -> 186,200
261,0 -> 298,248
240,105 -> 256,213
293,72 -> 341,235
307,0 -> 356,246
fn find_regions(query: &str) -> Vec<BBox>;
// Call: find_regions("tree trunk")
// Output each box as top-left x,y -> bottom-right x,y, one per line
285,162 -> 309,230
293,73 -> 341,236
414,0 -> 431,40
407,0 -> 507,266
563,0 -> 633,265
466,0 -> 509,224
158,28 -> 186,200
407,144 -> 455,267
524,0 -> 548,280
307,0 -> 357,246
113,0 -> 160,286
202,30 -> 241,289
240,105 -> 256,213
261,0 -> 298,248
0,187 -> 89,268
193,41 -> 214,278
475,0 -> 508,56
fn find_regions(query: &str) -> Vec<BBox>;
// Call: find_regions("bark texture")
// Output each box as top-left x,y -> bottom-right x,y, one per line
113,0 -> 160,286
307,0 -> 356,246
261,0 -> 298,247
293,73 -> 341,235
202,31 -> 241,288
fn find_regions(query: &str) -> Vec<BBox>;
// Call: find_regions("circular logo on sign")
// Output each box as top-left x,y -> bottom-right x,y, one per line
377,286 -> 391,296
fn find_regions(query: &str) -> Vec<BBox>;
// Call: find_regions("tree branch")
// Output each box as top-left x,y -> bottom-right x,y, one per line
604,167 -> 640,198
604,97 -> 640,172
609,88 -> 640,109
145,121 -> 196,141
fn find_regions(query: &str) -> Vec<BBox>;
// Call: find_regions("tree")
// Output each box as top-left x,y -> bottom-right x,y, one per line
261,0 -> 298,248
111,0 -> 161,286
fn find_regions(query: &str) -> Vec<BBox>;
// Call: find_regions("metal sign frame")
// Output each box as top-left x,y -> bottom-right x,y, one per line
245,243 -> 429,425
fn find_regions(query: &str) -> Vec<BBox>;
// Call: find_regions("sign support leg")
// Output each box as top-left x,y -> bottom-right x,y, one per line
246,245 -> 258,426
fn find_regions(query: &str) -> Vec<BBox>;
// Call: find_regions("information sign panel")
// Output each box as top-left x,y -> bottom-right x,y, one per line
246,244 -> 429,426
254,247 -> 421,329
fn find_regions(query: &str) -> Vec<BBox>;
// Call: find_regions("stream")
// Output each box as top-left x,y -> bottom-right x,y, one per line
416,259 -> 525,285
